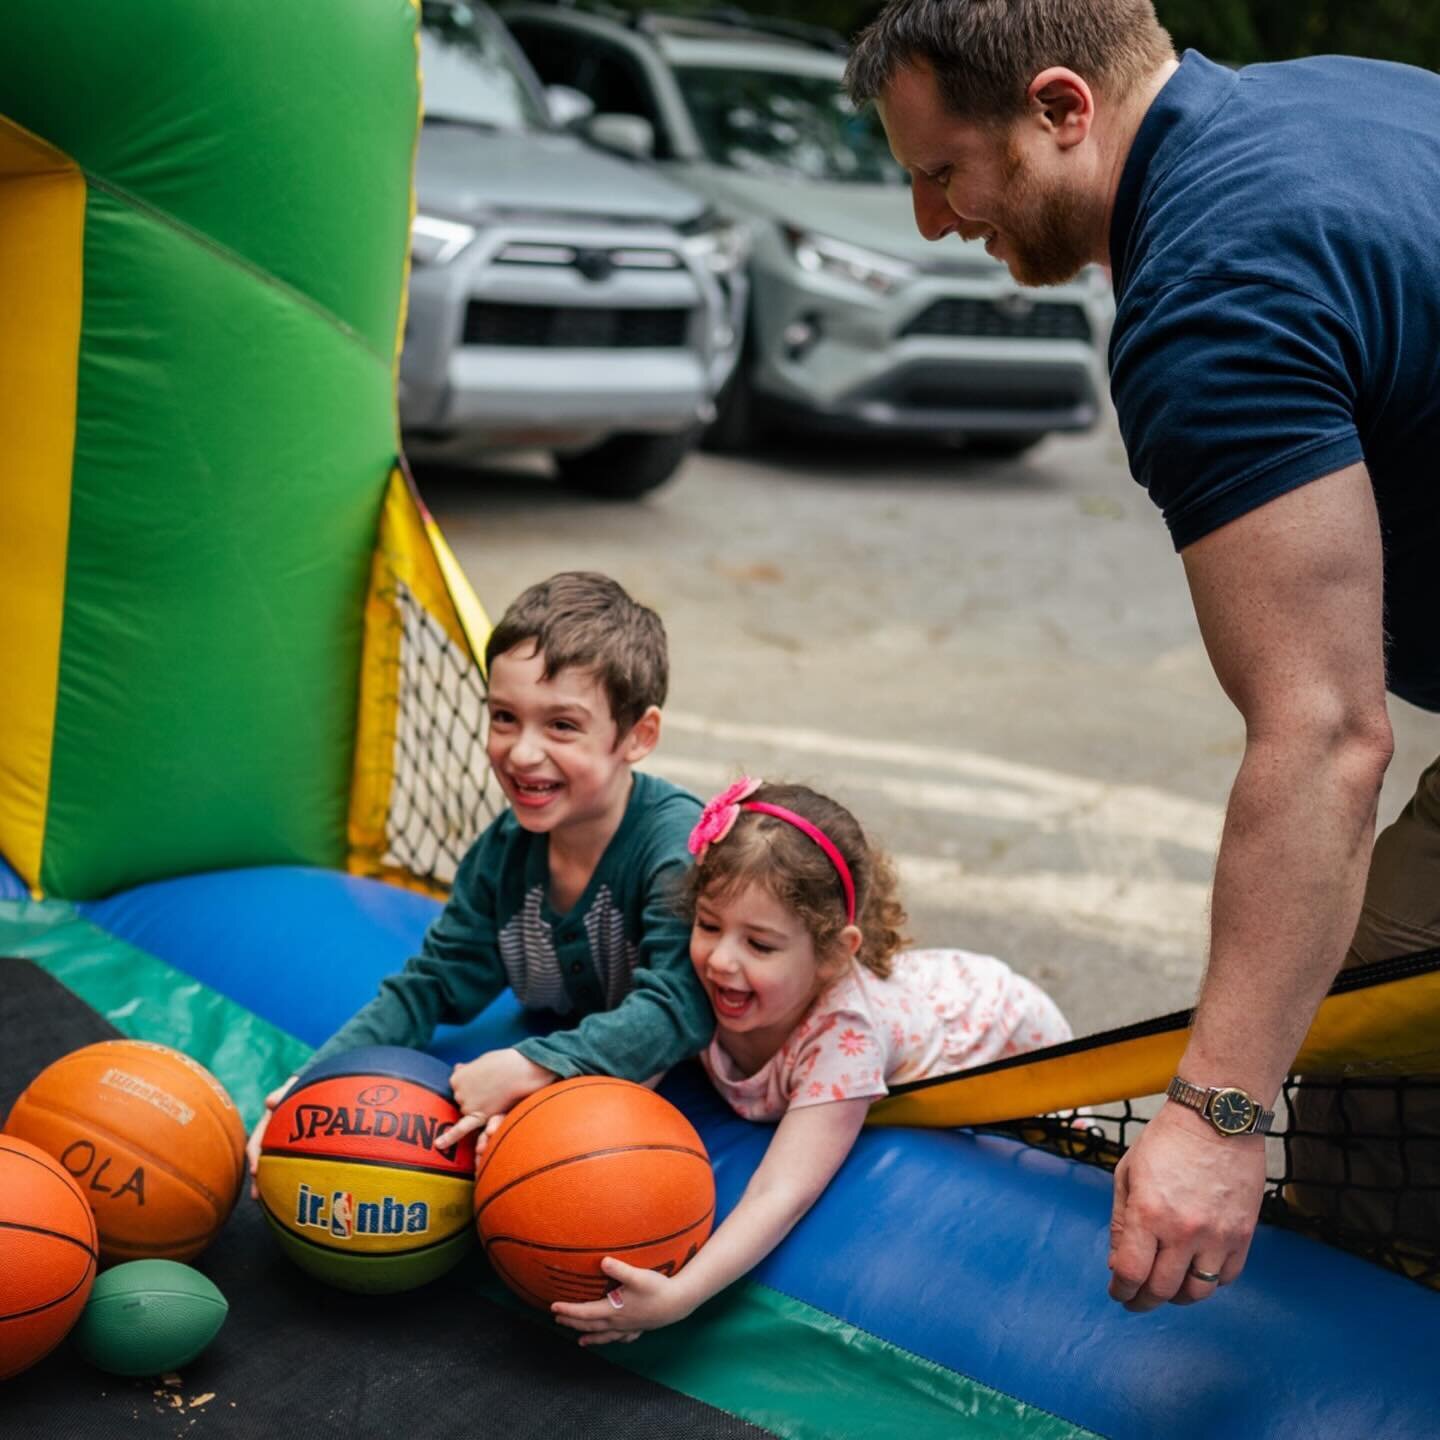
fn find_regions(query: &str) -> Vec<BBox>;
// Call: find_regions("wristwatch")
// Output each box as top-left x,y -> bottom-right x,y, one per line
1166,1076 -> 1274,1137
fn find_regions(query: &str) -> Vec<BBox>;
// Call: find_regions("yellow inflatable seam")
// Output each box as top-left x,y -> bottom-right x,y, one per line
870,963 -> 1440,1128
0,117 -> 85,898
347,466 -> 491,887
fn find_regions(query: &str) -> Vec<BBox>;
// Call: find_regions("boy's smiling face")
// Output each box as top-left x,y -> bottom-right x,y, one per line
485,642 -> 657,841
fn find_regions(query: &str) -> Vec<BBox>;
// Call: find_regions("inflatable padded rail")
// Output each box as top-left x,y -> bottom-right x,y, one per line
2,858 -> 1432,1440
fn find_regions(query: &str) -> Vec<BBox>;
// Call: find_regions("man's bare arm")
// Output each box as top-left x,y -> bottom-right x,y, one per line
1181,461 -> 1392,1100
1108,462 -> 1393,1311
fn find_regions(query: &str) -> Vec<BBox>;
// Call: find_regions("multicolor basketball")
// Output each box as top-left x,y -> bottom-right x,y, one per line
257,1047 -> 476,1293
474,1077 -> 715,1309
0,1135 -> 99,1380
4,1040 -> 245,1264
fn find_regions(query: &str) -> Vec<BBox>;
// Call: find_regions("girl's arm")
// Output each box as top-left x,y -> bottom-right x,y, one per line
552,1097 -> 870,1345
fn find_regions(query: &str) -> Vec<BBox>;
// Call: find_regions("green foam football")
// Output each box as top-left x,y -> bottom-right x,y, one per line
71,1260 -> 227,1376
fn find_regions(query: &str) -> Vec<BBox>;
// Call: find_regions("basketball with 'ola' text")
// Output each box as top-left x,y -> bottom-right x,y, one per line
3,1040 -> 245,1265
474,1076 -> 715,1309
257,1046 -> 476,1293
0,1136 -> 99,1380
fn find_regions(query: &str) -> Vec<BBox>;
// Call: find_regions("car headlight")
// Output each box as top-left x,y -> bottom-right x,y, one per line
784,226 -> 914,296
681,216 -> 751,277
411,214 -> 477,267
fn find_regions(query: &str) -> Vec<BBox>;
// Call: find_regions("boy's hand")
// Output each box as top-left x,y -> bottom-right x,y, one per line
551,1257 -> 695,1346
473,1113 -> 506,1172
245,1075 -> 300,1200
435,1049 -> 554,1150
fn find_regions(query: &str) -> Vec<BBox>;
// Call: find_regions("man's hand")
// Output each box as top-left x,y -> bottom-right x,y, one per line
434,1049 -> 554,1150
245,1075 -> 299,1200
1107,1102 -> 1266,1311
551,1257 -> 694,1346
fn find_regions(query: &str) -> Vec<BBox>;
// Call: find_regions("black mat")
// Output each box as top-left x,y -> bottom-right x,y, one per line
0,959 -> 774,1439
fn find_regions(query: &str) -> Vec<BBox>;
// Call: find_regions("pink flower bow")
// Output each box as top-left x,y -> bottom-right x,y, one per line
687,777 -> 762,859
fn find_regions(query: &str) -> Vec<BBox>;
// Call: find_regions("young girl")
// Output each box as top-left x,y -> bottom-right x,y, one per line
552,777 -> 1071,1346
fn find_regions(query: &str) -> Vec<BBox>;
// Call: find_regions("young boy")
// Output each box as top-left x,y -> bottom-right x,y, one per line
246,571 -> 711,1181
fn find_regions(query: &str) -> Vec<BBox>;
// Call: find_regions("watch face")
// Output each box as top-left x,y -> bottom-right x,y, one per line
1209,1088 -> 1256,1135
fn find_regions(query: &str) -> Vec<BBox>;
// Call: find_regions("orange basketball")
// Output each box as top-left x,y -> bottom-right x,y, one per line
474,1076 -> 714,1309
0,1136 -> 99,1380
4,1040 -> 246,1264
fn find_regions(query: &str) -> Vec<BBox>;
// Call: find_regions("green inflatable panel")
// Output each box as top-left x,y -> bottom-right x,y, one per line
0,0 -> 419,898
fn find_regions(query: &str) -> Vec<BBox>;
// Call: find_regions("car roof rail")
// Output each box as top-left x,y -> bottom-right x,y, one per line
507,0 -> 849,55
510,0 -> 636,23
550,0 -> 636,20
633,6 -> 848,54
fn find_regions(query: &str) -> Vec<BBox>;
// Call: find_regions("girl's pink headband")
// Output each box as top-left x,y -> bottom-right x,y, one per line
687,777 -> 857,926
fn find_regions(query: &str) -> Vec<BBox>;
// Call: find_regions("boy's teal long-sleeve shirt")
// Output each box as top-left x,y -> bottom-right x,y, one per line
310,772 -> 713,1079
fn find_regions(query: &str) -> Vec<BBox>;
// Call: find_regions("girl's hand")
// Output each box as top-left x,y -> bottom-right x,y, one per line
245,1075 -> 299,1200
551,1258 -> 693,1345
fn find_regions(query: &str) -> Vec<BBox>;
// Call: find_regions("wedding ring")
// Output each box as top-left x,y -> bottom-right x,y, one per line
1187,1264 -> 1221,1284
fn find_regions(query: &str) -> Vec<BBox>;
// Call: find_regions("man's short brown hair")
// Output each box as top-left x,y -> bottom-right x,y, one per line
484,572 -> 668,734
845,0 -> 1174,122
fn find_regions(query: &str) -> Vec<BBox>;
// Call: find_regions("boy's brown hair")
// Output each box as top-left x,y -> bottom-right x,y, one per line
484,572 -> 668,735
845,0 -> 1174,122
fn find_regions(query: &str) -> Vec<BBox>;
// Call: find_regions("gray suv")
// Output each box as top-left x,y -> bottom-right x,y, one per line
402,1 -> 749,495
502,5 -> 1113,455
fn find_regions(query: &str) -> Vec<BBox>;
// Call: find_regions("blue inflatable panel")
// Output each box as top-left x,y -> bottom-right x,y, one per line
81,866 -> 1440,1438
79,865 -> 541,1062
0,851 -> 27,900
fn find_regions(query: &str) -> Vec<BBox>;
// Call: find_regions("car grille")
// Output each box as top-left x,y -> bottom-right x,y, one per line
463,302 -> 691,349
899,297 -> 1092,342
897,379 -> 1084,412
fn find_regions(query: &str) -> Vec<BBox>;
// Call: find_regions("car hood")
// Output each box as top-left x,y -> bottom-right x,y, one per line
417,124 -> 705,227
678,165 -> 1005,275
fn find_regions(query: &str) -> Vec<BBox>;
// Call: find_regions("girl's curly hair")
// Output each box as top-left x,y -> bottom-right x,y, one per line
684,782 -> 909,977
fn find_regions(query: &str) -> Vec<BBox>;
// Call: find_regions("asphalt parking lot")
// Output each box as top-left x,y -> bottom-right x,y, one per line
419,415 -> 1436,1041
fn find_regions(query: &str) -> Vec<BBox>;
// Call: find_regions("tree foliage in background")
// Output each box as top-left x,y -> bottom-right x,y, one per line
1156,0 -> 1440,70
720,0 -> 1440,70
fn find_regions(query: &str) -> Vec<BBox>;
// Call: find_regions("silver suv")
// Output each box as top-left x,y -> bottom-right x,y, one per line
402,1 -> 749,495
502,5 -> 1112,455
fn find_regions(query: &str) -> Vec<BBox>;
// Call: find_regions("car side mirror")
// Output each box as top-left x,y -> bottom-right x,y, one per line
545,84 -> 594,129
585,112 -> 654,160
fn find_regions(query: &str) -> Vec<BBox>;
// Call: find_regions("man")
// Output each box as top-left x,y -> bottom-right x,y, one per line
846,0 -> 1440,1311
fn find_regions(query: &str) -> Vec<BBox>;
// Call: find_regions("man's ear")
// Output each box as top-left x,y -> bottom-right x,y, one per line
619,705 -> 662,763
1027,66 -> 1093,148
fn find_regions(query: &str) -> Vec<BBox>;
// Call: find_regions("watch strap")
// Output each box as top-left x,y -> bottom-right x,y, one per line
1166,1076 -> 1209,1113
1166,1076 -> 1275,1136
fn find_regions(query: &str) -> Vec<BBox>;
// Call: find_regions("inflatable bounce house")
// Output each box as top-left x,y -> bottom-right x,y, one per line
2,1 -> 1437,1434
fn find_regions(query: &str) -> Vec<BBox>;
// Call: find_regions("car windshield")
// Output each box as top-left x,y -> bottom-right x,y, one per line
420,1 -> 549,132
675,64 -> 905,185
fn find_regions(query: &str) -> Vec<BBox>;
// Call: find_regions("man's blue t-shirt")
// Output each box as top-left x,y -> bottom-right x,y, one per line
1109,51 -> 1440,711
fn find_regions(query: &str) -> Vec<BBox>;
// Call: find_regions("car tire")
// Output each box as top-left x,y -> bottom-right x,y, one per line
702,362 -> 769,453
965,432 -> 1044,458
554,428 -> 699,499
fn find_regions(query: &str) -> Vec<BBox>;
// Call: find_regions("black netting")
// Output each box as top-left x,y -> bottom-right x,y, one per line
983,1082 -> 1440,1290
377,581 -> 498,888
978,1068 -> 1440,1291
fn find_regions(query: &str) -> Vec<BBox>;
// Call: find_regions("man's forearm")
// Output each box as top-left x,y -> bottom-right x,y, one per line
1183,730 -> 1389,1099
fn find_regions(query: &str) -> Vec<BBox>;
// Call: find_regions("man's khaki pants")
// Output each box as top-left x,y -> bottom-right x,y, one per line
1289,753 -> 1440,1250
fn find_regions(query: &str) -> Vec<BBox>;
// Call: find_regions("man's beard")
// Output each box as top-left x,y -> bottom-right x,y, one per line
994,139 -> 1100,287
